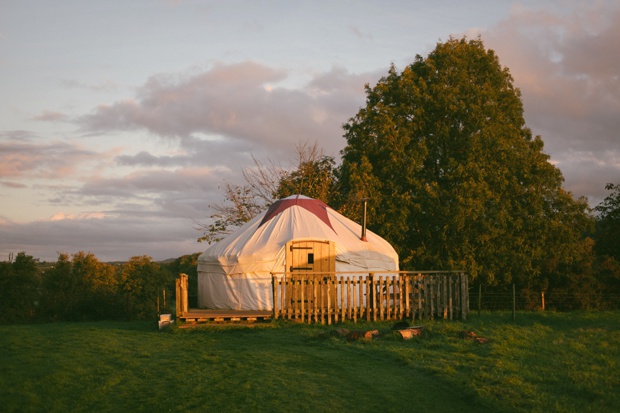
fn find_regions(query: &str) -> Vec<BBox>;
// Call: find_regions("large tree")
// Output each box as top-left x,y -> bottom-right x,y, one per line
339,37 -> 592,286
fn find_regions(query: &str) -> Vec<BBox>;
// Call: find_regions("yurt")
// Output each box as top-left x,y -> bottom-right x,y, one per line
197,195 -> 399,310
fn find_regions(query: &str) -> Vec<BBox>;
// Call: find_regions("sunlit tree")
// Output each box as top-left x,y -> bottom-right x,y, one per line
339,37 -> 592,286
40,252 -> 119,320
119,255 -> 172,319
275,141 -> 340,203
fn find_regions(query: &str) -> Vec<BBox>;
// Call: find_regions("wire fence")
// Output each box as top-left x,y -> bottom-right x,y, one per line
472,285 -> 620,313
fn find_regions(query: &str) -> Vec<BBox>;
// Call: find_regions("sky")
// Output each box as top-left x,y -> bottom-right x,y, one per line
1,0 -> 619,262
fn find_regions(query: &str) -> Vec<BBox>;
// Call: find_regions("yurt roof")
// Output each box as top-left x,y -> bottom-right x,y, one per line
197,194 -> 398,273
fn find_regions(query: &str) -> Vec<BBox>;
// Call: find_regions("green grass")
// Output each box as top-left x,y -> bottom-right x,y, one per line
1,312 -> 618,412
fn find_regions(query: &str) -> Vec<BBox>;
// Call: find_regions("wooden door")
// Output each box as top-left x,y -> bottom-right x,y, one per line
285,240 -> 336,310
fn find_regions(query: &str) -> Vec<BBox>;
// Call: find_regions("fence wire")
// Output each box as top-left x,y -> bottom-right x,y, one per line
471,288 -> 620,312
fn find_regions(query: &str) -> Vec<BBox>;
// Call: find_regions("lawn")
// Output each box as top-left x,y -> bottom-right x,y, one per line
1,311 -> 618,412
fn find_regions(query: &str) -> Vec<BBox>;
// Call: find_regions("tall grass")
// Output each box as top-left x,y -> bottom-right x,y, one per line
1,311 -> 618,412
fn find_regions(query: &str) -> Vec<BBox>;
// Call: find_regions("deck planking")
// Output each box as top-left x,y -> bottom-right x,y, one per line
178,309 -> 272,325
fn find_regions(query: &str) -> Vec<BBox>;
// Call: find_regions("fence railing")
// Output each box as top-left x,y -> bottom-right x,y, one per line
271,271 -> 468,324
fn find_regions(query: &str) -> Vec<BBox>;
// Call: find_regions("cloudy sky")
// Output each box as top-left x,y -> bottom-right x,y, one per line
1,0 -> 619,262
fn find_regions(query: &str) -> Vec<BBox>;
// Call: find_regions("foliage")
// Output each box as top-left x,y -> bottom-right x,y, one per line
1,312 -> 618,412
39,252 -> 120,321
119,256 -> 173,320
31,252 -> 173,322
0,252 -> 41,322
275,141 -> 340,204
594,183 -> 620,261
595,255 -> 620,304
339,37 -> 593,286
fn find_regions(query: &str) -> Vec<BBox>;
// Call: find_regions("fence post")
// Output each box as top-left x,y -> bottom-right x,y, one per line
175,273 -> 188,318
321,277 -> 326,325
541,291 -> 545,311
429,275 -> 434,319
354,275 -> 364,321
346,277 -> 352,321
271,274 -> 278,320
378,276 -> 383,320
312,277 -> 318,324
342,277 -> 346,321
369,273 -> 375,321
300,278 -> 305,323
417,274 -> 423,320
327,278 -> 332,325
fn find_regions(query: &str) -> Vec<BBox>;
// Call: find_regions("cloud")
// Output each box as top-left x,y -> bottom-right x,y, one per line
32,110 -> 68,122
61,78 -> 121,92
0,138 -> 101,179
49,211 -> 106,221
349,24 -> 373,41
1,181 -> 27,189
77,167 -> 227,199
3,60 -> 380,261
79,61 -> 288,137
115,151 -> 193,167
308,65 -> 379,94
478,1 -> 620,204
78,61 -> 366,158
0,130 -> 37,141
0,214 -> 202,262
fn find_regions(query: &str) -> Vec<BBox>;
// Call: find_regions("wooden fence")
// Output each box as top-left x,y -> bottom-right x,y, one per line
271,271 -> 468,324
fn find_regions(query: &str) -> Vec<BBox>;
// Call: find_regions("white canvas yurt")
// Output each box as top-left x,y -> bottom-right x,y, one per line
197,195 -> 399,310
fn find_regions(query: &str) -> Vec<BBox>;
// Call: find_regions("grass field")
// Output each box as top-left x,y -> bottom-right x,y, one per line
1,311 -> 618,412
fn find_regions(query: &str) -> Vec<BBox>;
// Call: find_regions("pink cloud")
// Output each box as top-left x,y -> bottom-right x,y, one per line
49,211 -> 106,221
32,110 -> 68,122
0,139 -> 100,179
77,61 -> 365,156
477,2 -> 620,204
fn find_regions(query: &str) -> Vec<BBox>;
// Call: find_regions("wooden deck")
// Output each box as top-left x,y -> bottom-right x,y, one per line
174,271 -> 469,326
178,309 -> 272,325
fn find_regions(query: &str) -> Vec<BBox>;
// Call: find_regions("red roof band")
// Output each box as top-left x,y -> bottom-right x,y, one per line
258,195 -> 335,232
